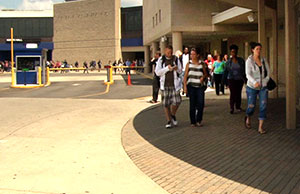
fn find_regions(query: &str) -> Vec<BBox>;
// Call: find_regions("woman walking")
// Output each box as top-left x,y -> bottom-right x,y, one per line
212,54 -> 225,95
245,42 -> 270,134
224,45 -> 246,114
183,48 -> 208,127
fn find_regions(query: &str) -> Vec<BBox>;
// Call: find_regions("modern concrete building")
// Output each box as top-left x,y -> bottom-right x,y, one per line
121,6 -> 145,63
0,10 -> 54,61
53,0 -> 121,65
143,0 -> 299,129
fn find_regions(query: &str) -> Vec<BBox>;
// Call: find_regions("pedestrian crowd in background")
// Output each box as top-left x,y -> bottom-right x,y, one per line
0,60 -> 11,73
150,42 -> 274,135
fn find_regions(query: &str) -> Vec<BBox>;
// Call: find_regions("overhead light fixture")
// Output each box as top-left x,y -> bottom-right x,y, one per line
26,43 -> 38,49
247,12 -> 256,23
161,36 -> 167,42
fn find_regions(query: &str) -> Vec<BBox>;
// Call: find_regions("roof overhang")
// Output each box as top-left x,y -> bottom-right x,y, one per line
212,6 -> 252,25
0,10 -> 53,18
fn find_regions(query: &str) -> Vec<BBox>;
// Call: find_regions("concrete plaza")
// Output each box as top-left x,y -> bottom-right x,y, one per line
0,71 -> 299,194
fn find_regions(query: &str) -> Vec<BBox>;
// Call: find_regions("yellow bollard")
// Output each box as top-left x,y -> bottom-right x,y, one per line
38,67 -> 42,86
46,67 -> 51,86
109,66 -> 114,84
10,28 -> 15,87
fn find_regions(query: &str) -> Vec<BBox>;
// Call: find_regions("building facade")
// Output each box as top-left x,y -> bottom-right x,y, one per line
53,0 -> 121,65
0,10 -> 53,61
143,0 -> 300,129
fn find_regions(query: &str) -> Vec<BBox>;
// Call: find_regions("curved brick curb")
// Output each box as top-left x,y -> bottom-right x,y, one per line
122,99 -> 300,194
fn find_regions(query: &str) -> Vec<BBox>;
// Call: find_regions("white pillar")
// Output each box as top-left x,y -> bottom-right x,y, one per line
160,38 -> 167,55
270,9 -> 278,99
285,0 -> 297,129
258,0 -> 266,56
144,46 -> 150,73
151,42 -> 159,59
172,32 -> 183,54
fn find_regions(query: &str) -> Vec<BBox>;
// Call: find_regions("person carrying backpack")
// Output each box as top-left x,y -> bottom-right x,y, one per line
155,45 -> 182,129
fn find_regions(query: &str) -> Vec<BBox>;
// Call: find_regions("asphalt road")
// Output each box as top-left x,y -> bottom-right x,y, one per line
0,72 -> 153,100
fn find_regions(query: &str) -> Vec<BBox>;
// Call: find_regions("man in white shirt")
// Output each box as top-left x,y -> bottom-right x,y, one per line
182,47 -> 189,72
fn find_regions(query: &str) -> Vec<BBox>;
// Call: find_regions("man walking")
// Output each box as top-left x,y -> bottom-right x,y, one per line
148,51 -> 161,103
155,45 -> 182,128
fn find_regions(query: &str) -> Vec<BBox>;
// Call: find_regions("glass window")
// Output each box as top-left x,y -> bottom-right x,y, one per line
17,56 -> 41,71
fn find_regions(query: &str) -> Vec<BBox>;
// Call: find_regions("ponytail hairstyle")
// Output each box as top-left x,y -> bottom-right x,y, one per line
250,42 -> 262,53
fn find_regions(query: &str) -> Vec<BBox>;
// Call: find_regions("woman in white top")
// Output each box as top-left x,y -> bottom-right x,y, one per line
245,42 -> 270,134
183,48 -> 208,127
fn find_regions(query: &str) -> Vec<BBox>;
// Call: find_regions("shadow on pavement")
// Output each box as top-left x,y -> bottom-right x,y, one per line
120,74 -> 152,86
130,98 -> 300,193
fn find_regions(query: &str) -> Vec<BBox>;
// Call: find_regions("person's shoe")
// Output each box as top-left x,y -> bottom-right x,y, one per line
171,115 -> 178,126
236,108 -> 244,113
148,99 -> 157,104
245,116 -> 251,129
165,121 -> 172,129
230,110 -> 234,114
196,122 -> 203,127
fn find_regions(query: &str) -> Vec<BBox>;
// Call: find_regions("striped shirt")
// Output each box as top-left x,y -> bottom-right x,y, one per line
187,63 -> 204,87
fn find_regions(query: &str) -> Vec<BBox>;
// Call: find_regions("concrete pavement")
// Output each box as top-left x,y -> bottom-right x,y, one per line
0,72 -> 167,194
0,98 -> 168,194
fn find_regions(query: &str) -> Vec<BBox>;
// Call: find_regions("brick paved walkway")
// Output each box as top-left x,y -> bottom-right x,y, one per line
122,96 -> 300,194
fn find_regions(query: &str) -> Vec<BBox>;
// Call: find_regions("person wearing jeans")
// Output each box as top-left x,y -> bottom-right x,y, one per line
183,48 -> 208,127
212,54 -> 225,95
245,42 -> 270,134
223,45 -> 246,114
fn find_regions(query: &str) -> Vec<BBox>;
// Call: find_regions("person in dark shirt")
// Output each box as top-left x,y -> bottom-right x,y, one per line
148,51 -> 161,103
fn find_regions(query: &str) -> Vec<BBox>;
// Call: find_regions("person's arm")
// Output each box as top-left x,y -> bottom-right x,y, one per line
246,59 -> 258,86
212,62 -> 216,73
176,57 -> 182,74
155,57 -> 170,77
183,63 -> 189,93
263,58 -> 270,82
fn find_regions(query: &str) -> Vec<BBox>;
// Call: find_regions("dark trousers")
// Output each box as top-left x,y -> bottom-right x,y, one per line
152,74 -> 160,101
228,79 -> 244,110
187,85 -> 205,124
214,73 -> 224,95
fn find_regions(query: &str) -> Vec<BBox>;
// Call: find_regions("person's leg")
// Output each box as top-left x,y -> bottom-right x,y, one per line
170,89 -> 181,125
214,74 -> 220,95
164,107 -> 172,122
236,80 -> 244,110
258,88 -> 268,133
188,85 -> 196,125
161,89 -> 172,127
246,87 -> 258,126
220,74 -> 225,94
152,75 -> 159,102
228,79 -> 235,113
196,87 -> 205,124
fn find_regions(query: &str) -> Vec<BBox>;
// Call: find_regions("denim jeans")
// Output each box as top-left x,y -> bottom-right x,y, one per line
246,86 -> 268,120
187,85 -> 205,124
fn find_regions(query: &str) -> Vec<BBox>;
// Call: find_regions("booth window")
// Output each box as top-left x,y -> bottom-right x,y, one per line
17,57 -> 41,71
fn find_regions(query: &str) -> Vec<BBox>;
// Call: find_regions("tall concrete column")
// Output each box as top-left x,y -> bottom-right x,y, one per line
258,0 -> 266,56
172,32 -> 183,54
160,38 -> 167,54
285,0 -> 297,129
151,42 -> 159,59
144,45 -> 151,73
244,42 -> 249,59
270,9 -> 279,99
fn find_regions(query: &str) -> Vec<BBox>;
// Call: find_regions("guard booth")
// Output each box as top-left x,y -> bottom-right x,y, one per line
11,48 -> 49,88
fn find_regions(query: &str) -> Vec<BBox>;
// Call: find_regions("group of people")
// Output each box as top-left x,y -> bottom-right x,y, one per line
150,42 -> 271,134
111,59 -> 145,75
47,60 -> 103,74
0,61 -> 11,73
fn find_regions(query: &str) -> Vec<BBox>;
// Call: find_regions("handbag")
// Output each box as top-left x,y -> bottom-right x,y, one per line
267,77 -> 277,91
262,59 -> 277,91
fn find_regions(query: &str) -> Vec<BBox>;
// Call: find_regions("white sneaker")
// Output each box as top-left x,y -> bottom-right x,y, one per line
171,115 -> 178,126
165,121 -> 172,128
